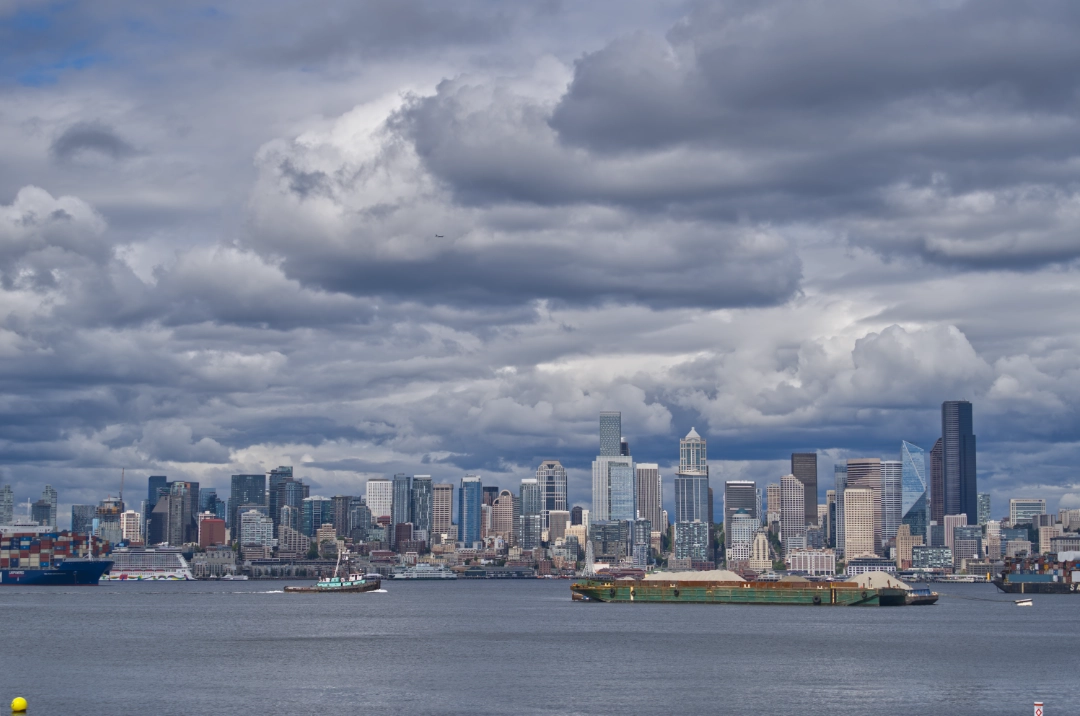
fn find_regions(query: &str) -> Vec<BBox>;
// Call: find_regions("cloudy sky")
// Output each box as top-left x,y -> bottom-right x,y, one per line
3,0 -> 1080,524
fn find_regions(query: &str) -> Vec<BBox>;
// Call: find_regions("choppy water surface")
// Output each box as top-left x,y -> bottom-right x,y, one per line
1,580 -> 1076,715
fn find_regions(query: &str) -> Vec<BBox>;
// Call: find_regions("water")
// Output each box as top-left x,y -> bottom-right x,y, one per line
1,580 -> 1076,715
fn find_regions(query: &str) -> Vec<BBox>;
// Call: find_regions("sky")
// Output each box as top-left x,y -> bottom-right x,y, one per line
2,0 -> 1080,525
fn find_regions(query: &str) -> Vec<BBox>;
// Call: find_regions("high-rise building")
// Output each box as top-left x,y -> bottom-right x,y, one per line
147,476 -> 168,512
365,479 -> 392,521
120,510 -> 142,542
929,438 -> 944,523
1009,498 -> 1046,525
536,460 -> 567,530
593,453 -> 635,522
674,521 -> 710,563
620,437 -> 630,456
331,495 -> 352,536
634,464 -> 662,529
71,504 -> 95,534
834,464 -> 848,555
301,496 -> 332,537
0,484 -> 13,525
825,490 -> 836,548
432,483 -> 454,538
458,476 -> 483,546
780,474 -> 806,553
880,460 -> 902,545
41,485 -> 58,528
977,493 -> 991,526
228,474 -> 266,539
846,458 -> 882,554
239,509 -> 275,548
943,513 -> 967,551
726,509 -> 757,563
724,481 -> 758,545
391,473 -> 412,535
942,400 -> 977,523
268,467 -> 306,530
599,411 -> 622,457
675,428 -> 709,525
766,483 -> 781,524
31,499 -> 51,526
900,441 -> 929,542
491,490 -> 516,542
483,486 -> 500,507
548,510 -> 570,541
411,476 -> 433,538
790,453 -> 818,525
843,488 -> 875,558
348,497 -> 370,542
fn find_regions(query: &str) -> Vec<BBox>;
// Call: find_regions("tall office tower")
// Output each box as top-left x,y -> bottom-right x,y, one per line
391,473 -> 412,526
675,428 -> 709,521
943,513 -> 967,551
674,521 -> 710,563
0,484 -> 13,525
536,460 -> 568,530
942,400 -> 977,523
766,483 -> 781,523
548,510 -> 571,541
268,466 -> 300,529
199,488 -> 218,514
1008,498 -> 1046,525
481,503 -> 494,540
977,493 -> 991,526
458,476 -> 483,546
228,474 -> 266,538
571,506 -> 583,525
147,476 -> 168,512
634,464 -> 663,529
41,485 -> 58,528
846,458 -> 882,554
432,483 -> 454,538
331,495 -> 352,536
599,411 -> 622,457
929,438 -> 944,522
348,497 -> 370,542
620,437 -> 630,456
120,510 -> 142,542
880,460 -> 902,545
96,496 -> 124,544
592,456 -> 635,521
365,479 -> 392,521
834,464 -> 848,555
726,509 -> 757,563
843,488 -> 876,557
411,476 -> 433,540
518,478 -> 543,550
71,504 -> 95,533
756,488 -> 764,526
825,490 -> 836,548
483,486 -> 500,507
31,500 -> 52,526
780,474 -> 807,553
301,496 -> 332,537
724,481 -> 758,544
900,441 -> 929,542
790,453 -> 818,525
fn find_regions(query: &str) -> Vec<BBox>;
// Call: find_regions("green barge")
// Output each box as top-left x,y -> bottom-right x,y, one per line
571,577 -> 909,606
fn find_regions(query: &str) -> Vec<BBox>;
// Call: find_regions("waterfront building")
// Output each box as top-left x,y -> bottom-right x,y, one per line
790,453 -> 818,525
846,458 -> 882,554
789,548 -> 836,576
912,545 -> 952,570
748,532 -> 772,573
198,515 -> 226,548
834,464 -> 847,555
843,488 -> 875,558
239,509 -> 275,548
536,460 -> 567,530
895,524 -> 924,569
674,520 -> 710,563
780,474 -> 806,553
1009,498 -> 1046,525
1005,540 -> 1032,558
432,483 -> 454,538
977,493 -> 991,526
900,441 -> 929,543
365,479 -> 392,522
845,556 -> 897,576
634,463 -> 663,530
943,513 -> 968,551
120,510 -> 142,542
71,504 -> 95,534
458,476 -> 483,547
41,485 -> 58,528
228,474 -> 266,539
880,460 -> 902,544
941,400 -> 977,524
301,496 -> 332,537
725,480 -> 758,545
726,509 -> 757,563
0,484 -> 13,525
1050,534 -> 1080,552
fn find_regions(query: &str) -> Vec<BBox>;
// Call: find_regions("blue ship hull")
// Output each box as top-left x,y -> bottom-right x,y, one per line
0,560 -> 113,585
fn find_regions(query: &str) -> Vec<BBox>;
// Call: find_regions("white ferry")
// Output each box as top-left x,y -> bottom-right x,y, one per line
391,563 -> 458,580
101,547 -> 195,581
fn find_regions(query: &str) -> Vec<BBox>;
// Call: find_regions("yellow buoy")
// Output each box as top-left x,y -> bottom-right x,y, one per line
11,696 -> 27,713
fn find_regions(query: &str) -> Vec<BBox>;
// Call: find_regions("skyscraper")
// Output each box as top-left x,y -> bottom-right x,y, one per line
268,466 -> 305,530
71,504 -> 95,534
0,484 -> 13,525
365,479 -> 392,521
432,483 -> 454,539
301,496 -> 332,537
942,400 -> 977,523
147,476 -> 168,511
977,492 -> 991,526
846,458 -> 882,554
834,464 -> 848,555
599,411 -> 622,457
536,460 -> 567,530
458,475 -> 483,546
675,428 -> 709,525
929,438 -> 944,523
634,463 -> 663,529
592,412 -> 634,522
391,474 -> 412,527
519,479 -> 542,549
410,476 -> 433,539
228,474 -> 266,539
724,480 -> 758,545
843,488 -> 876,558
880,460 -> 902,545
483,486 -> 500,507
900,441 -> 929,542
766,483 -> 781,523
790,453 -> 818,525
492,489 -> 516,541
41,485 -> 58,528
780,474 -> 806,553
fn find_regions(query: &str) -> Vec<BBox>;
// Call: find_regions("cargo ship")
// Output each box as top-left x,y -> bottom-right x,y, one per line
1,532 -> 112,585
571,570 -> 915,606
992,555 -> 1079,594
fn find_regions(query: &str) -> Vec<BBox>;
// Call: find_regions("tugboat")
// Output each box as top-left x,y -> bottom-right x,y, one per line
284,549 -> 381,594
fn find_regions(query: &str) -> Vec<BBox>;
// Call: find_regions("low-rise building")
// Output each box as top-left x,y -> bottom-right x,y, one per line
845,556 -> 897,576
788,548 -> 835,576
912,545 -> 952,570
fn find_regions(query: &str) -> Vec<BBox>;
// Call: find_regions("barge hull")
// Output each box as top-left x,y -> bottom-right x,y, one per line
571,579 -> 907,606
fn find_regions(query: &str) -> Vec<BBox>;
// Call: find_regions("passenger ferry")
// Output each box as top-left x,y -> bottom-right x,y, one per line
100,547 -> 195,581
391,563 -> 458,579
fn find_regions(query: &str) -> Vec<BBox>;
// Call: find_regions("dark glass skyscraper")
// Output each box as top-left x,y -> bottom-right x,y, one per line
147,476 -> 168,511
900,441 -> 928,542
930,438 -> 944,523
599,411 -> 622,457
790,453 -> 818,525
411,476 -> 433,536
458,476 -> 483,546
228,474 -> 266,538
942,400 -> 977,524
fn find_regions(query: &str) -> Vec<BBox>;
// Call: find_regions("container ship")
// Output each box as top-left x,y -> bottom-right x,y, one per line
1,532 -> 113,586
992,554 -> 1079,594
571,570 -> 922,606
101,546 -> 195,581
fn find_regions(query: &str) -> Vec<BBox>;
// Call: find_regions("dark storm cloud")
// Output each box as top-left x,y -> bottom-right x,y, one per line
50,121 -> 136,162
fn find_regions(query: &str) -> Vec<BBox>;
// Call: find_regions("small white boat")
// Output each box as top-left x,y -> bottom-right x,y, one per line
221,573 -> 249,581
1014,598 -> 1033,607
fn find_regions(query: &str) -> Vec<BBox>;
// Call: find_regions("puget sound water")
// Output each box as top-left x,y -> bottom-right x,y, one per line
1,579 -> 1076,715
